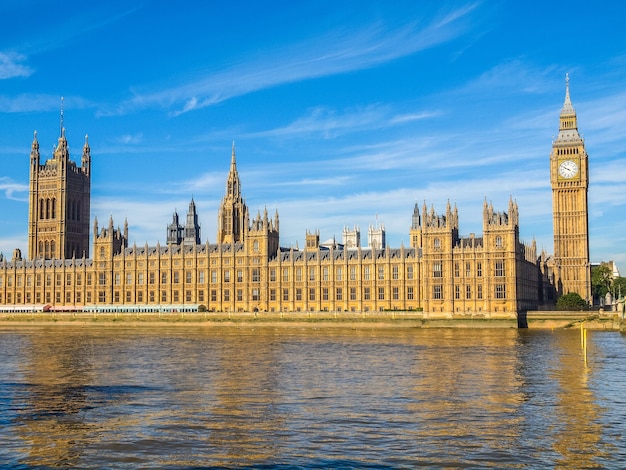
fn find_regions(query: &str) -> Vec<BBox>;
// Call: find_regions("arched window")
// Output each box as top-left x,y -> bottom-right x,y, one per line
495,236 -> 502,248
40,199 -> 45,219
51,198 -> 56,219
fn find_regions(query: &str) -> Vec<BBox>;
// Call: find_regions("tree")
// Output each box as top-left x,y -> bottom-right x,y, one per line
614,277 -> 626,298
592,265 -> 612,301
556,292 -> 588,311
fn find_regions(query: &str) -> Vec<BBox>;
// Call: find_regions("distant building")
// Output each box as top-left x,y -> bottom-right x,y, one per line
0,78 -> 592,314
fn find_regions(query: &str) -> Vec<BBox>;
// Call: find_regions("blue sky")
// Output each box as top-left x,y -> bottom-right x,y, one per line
1,1 -> 625,267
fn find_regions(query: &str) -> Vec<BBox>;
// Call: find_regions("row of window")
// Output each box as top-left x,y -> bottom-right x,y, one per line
1,286 -> 418,306
433,261 -> 505,278
432,284 -> 506,300
38,198 -> 82,221
432,236 -> 504,250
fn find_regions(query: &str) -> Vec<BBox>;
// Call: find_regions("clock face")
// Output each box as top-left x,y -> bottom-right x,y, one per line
558,160 -> 579,179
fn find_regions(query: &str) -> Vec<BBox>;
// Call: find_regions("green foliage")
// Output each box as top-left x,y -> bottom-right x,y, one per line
592,265 -> 612,299
614,277 -> 626,298
556,292 -> 588,311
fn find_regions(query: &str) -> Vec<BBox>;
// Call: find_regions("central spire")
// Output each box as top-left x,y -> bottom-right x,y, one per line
561,73 -> 576,117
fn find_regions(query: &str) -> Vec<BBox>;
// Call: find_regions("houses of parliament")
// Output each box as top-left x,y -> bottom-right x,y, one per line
0,79 -> 591,316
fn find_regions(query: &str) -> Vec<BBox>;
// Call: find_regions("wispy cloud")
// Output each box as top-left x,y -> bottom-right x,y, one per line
250,106 -> 440,139
104,4 -> 479,117
0,93 -> 94,114
0,177 -> 28,200
0,51 -> 33,79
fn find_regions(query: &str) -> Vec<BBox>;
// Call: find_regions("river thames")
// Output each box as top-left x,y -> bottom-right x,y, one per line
0,325 -> 625,468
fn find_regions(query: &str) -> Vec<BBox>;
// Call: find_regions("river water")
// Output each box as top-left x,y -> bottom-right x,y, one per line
0,325 -> 625,468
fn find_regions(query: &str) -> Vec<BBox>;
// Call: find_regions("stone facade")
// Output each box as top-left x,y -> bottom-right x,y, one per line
0,80 -> 591,314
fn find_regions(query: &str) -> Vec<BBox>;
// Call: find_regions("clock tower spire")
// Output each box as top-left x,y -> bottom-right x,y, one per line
550,75 -> 590,303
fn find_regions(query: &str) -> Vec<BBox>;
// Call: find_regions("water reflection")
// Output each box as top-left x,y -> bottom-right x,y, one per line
0,326 -> 623,467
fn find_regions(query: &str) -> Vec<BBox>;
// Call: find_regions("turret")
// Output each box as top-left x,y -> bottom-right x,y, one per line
82,134 -> 91,176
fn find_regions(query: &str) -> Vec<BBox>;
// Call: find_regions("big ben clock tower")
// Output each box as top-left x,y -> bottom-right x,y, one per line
550,75 -> 591,303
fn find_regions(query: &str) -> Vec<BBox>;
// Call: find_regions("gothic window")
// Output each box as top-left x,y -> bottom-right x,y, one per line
392,265 -> 399,280
283,288 -> 289,301
237,270 -> 244,283
495,236 -> 503,248
323,267 -> 329,281
407,266 -> 414,280
161,272 -> 168,284
270,269 -> 276,282
433,262 -> 442,278
495,284 -> 506,299
466,285 -> 471,299
224,270 -> 230,283
253,240 -> 259,253
477,263 -> 483,277
495,261 -> 505,277
336,267 -> 342,281
477,285 -> 483,299
364,288 -> 371,300
378,287 -> 385,300
322,288 -> 329,301
378,266 -> 384,280
295,288 -> 302,301
336,288 -> 343,301
350,266 -> 356,281
283,268 -> 289,282
407,286 -> 414,300
433,285 -> 443,299
309,288 -> 316,301
393,287 -> 399,300
350,287 -> 357,300
364,266 -> 370,281
433,238 -> 441,250
454,263 -> 460,277
186,271 -> 192,284
455,285 -> 460,299
252,268 -> 260,282
309,267 -> 316,281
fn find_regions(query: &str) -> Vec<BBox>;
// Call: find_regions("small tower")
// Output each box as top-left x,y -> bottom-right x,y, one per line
217,143 -> 249,244
368,217 -> 386,250
167,210 -> 183,245
183,198 -> 201,246
342,225 -> 361,249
